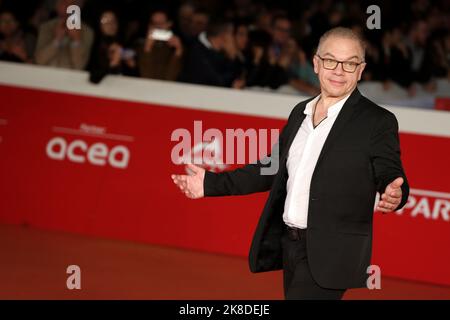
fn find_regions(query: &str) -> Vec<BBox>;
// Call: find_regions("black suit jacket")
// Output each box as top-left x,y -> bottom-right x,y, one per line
178,39 -> 241,87
204,88 -> 409,289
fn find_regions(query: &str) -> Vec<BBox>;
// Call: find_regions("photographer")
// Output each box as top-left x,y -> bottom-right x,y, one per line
138,10 -> 183,81
0,9 -> 36,63
88,9 -> 137,84
178,18 -> 242,87
35,0 -> 93,70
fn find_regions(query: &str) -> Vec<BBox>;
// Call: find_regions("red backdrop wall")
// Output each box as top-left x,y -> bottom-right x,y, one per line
1,84 -> 449,286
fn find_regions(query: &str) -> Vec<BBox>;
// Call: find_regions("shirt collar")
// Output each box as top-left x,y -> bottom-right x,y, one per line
304,94 -> 321,116
199,32 -> 213,49
304,92 -> 352,118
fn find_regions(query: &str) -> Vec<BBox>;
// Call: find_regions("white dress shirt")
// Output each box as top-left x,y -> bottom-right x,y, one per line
283,93 -> 351,229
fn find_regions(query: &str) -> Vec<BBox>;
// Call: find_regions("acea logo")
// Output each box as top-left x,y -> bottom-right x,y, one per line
46,123 -> 133,169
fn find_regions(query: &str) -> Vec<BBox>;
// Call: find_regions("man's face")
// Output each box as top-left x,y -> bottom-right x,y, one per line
313,36 -> 366,99
0,12 -> 18,36
414,21 -> 428,46
178,4 -> 194,32
272,19 -> 291,45
150,12 -> 171,30
217,26 -> 234,50
100,11 -> 118,36
190,13 -> 209,36
235,25 -> 248,51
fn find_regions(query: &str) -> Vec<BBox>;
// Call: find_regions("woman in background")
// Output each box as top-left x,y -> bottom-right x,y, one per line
88,9 -> 137,84
0,10 -> 36,63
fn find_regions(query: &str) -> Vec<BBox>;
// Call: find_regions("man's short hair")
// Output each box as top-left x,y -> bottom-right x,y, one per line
271,12 -> 290,27
150,8 -> 173,24
316,27 -> 366,60
206,19 -> 232,38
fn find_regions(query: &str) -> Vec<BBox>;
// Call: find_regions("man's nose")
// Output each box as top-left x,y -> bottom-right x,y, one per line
333,62 -> 345,75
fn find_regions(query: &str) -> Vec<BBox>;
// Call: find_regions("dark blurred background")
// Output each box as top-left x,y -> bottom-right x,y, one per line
0,0 -> 448,103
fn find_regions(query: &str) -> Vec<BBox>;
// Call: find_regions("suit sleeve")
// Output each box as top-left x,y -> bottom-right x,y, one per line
203,108 -> 296,197
369,112 -> 409,211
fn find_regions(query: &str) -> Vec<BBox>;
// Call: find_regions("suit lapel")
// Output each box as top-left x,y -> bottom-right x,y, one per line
314,87 -> 362,170
278,88 -> 362,176
283,114 -> 306,159
280,98 -> 312,162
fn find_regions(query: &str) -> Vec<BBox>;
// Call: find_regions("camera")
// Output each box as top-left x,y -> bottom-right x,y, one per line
149,29 -> 173,41
120,48 -> 136,60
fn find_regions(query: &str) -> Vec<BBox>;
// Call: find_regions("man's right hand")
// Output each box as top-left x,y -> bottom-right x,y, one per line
167,35 -> 183,57
144,28 -> 155,53
171,164 -> 205,199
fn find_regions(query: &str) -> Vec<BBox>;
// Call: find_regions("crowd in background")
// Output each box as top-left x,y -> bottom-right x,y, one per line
0,0 -> 449,97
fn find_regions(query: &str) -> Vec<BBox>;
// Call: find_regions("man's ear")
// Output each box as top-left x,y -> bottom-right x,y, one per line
313,55 -> 319,74
357,62 -> 367,81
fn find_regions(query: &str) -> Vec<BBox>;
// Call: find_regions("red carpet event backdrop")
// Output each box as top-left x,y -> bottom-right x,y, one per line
0,62 -> 449,287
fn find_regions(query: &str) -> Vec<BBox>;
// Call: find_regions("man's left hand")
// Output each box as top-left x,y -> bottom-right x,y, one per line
376,177 -> 404,212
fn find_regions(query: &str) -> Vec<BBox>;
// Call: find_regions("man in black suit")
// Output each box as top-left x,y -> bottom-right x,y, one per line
178,19 -> 242,87
171,27 -> 409,300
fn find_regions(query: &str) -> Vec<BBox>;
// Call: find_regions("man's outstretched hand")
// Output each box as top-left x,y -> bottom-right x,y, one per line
171,164 -> 205,199
376,177 -> 404,212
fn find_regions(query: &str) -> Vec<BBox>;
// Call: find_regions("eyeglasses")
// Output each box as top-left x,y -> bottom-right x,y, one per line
316,55 -> 364,73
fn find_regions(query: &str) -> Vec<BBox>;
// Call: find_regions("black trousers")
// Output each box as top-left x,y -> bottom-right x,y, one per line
281,226 -> 346,300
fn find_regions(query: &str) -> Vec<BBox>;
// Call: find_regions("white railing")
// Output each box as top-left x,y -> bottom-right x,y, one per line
1,61 -> 449,138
